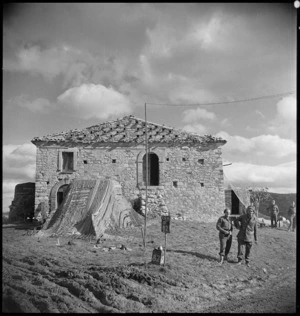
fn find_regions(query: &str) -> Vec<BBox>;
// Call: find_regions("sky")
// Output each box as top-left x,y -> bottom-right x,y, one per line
3,3 -> 297,213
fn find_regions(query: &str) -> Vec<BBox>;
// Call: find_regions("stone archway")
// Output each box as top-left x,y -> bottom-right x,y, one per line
49,179 -> 71,213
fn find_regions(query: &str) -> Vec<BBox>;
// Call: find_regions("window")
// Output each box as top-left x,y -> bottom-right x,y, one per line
198,159 -> 204,164
200,182 -> 204,187
62,152 -> 74,171
143,153 -> 159,186
166,157 -> 169,161
173,181 -> 178,188
58,149 -> 77,172
112,159 -> 116,163
83,160 -> 88,164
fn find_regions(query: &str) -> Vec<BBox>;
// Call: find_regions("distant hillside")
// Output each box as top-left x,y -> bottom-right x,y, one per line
258,192 -> 296,219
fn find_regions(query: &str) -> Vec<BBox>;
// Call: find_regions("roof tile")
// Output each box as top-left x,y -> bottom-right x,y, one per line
31,115 -> 226,148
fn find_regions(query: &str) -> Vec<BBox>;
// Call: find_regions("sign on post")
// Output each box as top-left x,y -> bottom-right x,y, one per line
151,247 -> 164,265
161,215 -> 171,266
161,215 -> 171,233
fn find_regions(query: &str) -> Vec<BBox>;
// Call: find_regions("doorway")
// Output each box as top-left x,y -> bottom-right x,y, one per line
143,153 -> 159,186
231,190 -> 240,215
57,184 -> 69,208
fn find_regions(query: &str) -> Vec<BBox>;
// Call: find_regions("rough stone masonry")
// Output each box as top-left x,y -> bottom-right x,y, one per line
31,115 -> 227,222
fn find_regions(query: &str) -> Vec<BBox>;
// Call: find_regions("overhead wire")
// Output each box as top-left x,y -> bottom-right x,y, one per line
145,90 -> 295,107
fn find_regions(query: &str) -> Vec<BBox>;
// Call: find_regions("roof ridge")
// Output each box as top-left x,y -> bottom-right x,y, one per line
32,114 -> 227,147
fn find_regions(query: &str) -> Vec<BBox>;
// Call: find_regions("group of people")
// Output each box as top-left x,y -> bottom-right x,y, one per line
267,199 -> 296,232
216,200 -> 296,266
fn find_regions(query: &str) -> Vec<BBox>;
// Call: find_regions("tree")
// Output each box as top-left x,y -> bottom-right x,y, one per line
248,187 -> 272,218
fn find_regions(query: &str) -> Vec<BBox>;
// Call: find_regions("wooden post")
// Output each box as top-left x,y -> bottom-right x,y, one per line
164,232 -> 167,266
144,102 -> 148,250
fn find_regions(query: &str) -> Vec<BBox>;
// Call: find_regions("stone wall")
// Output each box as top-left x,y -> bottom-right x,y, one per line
9,182 -> 35,222
35,143 -> 225,222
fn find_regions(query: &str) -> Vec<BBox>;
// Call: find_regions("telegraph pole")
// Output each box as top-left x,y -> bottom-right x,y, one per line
144,103 -> 148,250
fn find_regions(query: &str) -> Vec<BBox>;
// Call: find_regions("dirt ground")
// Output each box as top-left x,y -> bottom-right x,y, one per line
2,218 -> 297,313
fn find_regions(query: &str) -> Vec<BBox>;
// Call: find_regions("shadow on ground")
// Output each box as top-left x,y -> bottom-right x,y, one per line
168,249 -> 218,262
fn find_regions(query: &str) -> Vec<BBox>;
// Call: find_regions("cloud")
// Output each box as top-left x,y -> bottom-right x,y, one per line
217,131 -> 296,158
3,143 -> 36,180
3,44 -> 95,87
181,123 -> 207,135
4,44 -> 71,79
57,83 -> 132,120
182,108 -> 216,123
276,96 -> 296,120
268,96 -> 296,139
8,95 -> 53,113
224,161 -> 296,192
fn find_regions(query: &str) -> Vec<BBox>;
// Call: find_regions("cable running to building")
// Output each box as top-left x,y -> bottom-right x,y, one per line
145,91 -> 295,107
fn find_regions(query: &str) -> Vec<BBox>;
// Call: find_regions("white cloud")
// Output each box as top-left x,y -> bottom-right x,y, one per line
57,83 -> 132,120
183,108 -> 216,123
181,123 -> 207,135
3,44 -> 93,87
217,131 -> 296,158
224,161 -> 296,193
8,95 -> 52,113
268,96 -> 296,139
276,96 -> 296,121
4,45 -> 70,79
3,143 -> 36,180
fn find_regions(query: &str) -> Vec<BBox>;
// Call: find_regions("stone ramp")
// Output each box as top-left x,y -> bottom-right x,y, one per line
42,179 -> 142,238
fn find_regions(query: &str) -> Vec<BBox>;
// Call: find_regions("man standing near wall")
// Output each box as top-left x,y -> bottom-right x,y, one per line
234,205 -> 257,267
216,208 -> 233,264
268,200 -> 280,228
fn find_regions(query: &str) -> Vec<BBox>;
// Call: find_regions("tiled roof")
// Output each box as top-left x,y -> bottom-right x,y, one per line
31,115 -> 226,148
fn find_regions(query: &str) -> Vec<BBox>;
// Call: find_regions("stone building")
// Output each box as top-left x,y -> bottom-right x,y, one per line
31,115 -> 227,222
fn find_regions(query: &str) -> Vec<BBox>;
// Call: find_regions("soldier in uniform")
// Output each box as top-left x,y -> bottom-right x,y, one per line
234,205 -> 257,267
287,201 -> 296,232
216,208 -> 233,264
267,199 -> 279,228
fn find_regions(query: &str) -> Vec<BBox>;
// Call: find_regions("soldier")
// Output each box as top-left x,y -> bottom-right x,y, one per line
267,200 -> 279,228
234,205 -> 257,267
216,208 -> 233,264
287,201 -> 296,232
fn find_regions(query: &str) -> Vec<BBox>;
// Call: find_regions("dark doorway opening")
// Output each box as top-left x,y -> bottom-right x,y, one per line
143,153 -> 159,186
57,184 -> 69,208
231,190 -> 240,215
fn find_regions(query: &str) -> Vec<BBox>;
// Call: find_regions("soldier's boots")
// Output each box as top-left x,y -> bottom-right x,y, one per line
219,255 -> 224,265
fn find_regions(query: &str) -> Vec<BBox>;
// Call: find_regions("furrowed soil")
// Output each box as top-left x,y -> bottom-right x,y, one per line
2,219 -> 297,313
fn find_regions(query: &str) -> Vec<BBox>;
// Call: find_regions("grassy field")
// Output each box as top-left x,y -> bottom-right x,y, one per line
2,216 -> 297,313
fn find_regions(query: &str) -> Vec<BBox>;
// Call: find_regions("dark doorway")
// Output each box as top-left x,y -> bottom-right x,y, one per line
57,185 -> 69,208
143,153 -> 159,186
231,190 -> 240,215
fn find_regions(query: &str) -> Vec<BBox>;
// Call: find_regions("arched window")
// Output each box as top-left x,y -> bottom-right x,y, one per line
143,153 -> 159,186
57,184 -> 69,208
